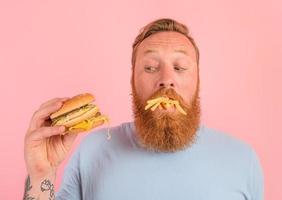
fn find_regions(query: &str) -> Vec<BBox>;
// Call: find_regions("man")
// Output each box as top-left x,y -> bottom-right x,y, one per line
23,18 -> 264,200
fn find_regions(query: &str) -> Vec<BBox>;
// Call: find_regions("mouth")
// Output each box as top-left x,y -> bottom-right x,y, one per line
145,96 -> 187,115
157,104 -> 176,113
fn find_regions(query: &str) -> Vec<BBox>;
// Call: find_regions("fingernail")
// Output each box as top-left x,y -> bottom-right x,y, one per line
57,102 -> 63,106
62,97 -> 70,101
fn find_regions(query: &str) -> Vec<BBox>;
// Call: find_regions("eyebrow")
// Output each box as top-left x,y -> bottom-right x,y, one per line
174,49 -> 189,56
143,49 -> 189,56
143,49 -> 158,55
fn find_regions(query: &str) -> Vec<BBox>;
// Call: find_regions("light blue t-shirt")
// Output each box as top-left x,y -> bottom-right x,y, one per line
56,122 -> 264,200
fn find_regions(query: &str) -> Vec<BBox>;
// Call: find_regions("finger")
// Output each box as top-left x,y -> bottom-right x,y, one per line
29,126 -> 66,141
39,97 -> 69,109
62,132 -> 79,151
29,102 -> 64,131
36,97 -> 70,121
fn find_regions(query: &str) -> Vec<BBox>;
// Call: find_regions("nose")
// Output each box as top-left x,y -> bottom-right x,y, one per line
159,81 -> 174,88
157,67 -> 175,89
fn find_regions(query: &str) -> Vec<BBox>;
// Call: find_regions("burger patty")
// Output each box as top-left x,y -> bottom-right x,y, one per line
51,104 -> 97,125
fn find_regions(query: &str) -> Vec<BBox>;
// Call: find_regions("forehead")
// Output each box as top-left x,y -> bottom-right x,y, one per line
137,31 -> 197,58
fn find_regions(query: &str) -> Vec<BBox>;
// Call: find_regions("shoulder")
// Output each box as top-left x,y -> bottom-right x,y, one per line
199,125 -> 253,152
197,125 -> 259,165
198,125 -> 264,197
198,124 -> 263,170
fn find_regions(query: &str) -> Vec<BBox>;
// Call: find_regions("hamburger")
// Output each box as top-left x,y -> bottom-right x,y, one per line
50,93 -> 108,134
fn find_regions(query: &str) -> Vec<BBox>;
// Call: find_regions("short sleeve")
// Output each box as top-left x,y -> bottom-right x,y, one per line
55,148 -> 82,200
249,148 -> 264,200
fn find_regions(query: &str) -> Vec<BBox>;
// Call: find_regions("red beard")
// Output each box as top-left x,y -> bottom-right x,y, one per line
132,87 -> 201,152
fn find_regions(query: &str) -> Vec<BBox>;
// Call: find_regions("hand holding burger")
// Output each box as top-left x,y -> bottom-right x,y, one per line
24,93 -> 108,193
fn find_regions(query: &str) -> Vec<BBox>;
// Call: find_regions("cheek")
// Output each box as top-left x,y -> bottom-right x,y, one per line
178,72 -> 198,103
134,72 -> 155,102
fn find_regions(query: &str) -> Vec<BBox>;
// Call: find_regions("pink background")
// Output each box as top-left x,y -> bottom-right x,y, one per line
0,0 -> 281,199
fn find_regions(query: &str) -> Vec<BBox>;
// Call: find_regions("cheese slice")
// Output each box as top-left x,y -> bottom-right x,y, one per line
68,115 -> 111,139
68,120 -> 92,131
68,115 -> 109,131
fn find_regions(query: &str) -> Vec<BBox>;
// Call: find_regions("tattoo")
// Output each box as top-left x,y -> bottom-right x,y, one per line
41,179 -> 55,200
23,176 -> 55,200
23,176 -> 36,200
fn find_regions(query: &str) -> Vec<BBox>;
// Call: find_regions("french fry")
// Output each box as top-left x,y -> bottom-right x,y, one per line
164,101 -> 172,108
151,101 -> 161,111
145,97 -> 167,110
145,102 -> 155,110
174,101 -> 187,115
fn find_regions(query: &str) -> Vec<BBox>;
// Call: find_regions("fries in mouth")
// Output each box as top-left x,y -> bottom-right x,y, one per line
145,97 -> 187,115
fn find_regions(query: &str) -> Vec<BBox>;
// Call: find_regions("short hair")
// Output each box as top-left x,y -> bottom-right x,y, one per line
131,18 -> 200,68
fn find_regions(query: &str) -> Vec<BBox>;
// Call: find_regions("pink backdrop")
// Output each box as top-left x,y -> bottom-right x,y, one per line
0,0 -> 281,199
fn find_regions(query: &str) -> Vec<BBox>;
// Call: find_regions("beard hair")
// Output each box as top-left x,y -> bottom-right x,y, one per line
131,85 -> 201,152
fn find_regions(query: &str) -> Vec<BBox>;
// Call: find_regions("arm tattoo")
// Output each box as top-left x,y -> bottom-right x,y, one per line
41,179 -> 55,200
23,176 -> 36,200
23,176 -> 55,200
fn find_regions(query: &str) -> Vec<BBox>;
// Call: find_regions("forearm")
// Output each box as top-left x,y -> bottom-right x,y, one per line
23,174 -> 56,200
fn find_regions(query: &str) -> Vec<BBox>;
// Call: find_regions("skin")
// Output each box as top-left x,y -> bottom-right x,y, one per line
24,98 -> 78,177
132,31 -> 201,152
24,97 -> 78,199
134,31 -> 198,106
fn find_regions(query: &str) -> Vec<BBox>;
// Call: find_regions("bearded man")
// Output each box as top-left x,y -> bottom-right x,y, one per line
23,18 -> 264,200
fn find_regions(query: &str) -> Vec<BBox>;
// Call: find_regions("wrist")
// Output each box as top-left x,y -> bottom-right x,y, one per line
24,173 -> 56,200
27,165 -> 57,181
29,171 -> 56,184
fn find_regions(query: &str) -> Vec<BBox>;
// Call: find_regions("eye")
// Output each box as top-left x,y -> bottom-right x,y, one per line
144,66 -> 158,73
174,65 -> 187,72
